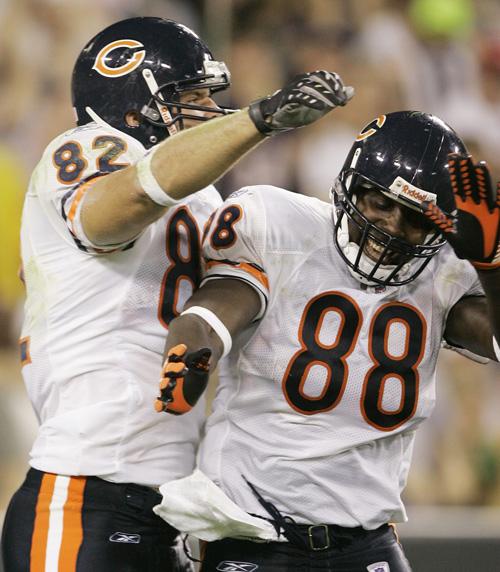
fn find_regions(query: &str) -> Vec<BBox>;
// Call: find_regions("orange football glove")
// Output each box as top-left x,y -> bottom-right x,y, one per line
154,344 -> 211,415
423,154 -> 500,269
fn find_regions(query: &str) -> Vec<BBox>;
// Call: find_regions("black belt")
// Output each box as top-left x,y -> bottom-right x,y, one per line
294,522 -> 388,551
243,475 -> 388,552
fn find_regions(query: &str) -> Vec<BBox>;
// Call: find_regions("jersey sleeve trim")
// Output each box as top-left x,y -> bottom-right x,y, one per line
206,260 -> 269,290
66,178 -> 92,227
61,174 -> 137,255
202,259 -> 269,320
440,340 -> 490,364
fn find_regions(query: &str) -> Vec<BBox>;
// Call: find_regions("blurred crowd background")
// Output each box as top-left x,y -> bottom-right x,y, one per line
1,0 -> 500,525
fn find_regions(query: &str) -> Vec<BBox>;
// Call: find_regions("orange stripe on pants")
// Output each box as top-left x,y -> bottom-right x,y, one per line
58,477 -> 86,572
30,473 -> 57,571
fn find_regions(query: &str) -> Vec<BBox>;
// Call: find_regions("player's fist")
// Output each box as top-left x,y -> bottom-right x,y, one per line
154,344 -> 211,415
248,70 -> 354,136
423,154 -> 500,269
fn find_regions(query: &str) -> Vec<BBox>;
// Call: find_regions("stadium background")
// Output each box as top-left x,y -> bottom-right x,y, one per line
0,0 -> 499,569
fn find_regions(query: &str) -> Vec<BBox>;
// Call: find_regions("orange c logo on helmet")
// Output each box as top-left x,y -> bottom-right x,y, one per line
93,39 -> 146,78
356,115 -> 386,142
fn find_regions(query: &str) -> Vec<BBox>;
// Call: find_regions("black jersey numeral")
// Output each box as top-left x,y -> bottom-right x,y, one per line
53,136 -> 129,184
282,292 -> 425,430
158,207 -> 201,327
210,205 -> 242,249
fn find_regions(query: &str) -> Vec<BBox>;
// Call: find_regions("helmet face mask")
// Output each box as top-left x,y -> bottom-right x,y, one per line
331,111 -> 468,287
332,173 -> 444,287
141,60 -> 231,133
140,58 -> 232,134
72,17 -> 233,148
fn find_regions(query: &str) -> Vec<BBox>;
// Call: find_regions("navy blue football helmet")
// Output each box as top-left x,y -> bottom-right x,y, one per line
331,111 -> 468,286
72,17 -> 232,148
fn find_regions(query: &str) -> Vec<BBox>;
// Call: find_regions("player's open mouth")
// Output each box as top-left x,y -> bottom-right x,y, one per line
364,238 -> 385,261
363,238 -> 400,265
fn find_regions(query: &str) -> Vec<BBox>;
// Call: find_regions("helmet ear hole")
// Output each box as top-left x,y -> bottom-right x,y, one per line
125,111 -> 141,127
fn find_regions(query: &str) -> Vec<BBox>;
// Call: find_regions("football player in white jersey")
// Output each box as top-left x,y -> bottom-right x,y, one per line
1,16 -> 354,572
153,111 -> 500,571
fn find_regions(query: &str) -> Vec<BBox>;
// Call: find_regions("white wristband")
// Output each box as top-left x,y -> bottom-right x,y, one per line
136,149 -> 180,207
494,336 -> 500,361
181,306 -> 232,358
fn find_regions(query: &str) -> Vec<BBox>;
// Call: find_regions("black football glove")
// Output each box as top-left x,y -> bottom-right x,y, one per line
154,344 -> 212,415
248,70 -> 354,136
423,154 -> 500,270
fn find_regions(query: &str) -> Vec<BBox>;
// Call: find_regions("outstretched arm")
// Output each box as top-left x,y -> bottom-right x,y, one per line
80,71 -> 354,246
425,155 -> 500,360
154,278 -> 262,414
81,111 -> 263,246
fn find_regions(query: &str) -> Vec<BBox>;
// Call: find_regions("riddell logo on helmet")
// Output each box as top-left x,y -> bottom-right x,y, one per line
389,176 -> 437,206
401,185 -> 427,202
93,39 -> 146,78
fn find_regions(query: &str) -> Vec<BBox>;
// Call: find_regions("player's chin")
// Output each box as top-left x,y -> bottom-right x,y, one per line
182,113 -> 217,130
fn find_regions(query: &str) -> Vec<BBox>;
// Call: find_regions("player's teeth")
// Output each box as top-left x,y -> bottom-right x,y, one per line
367,239 -> 383,253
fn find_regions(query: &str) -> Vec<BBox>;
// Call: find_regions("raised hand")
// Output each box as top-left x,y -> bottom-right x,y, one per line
423,154 -> 500,269
154,344 -> 211,415
248,70 -> 354,136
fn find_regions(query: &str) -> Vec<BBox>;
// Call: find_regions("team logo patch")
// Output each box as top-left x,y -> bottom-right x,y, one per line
356,115 -> 386,141
216,561 -> 258,572
367,562 -> 390,572
93,39 -> 146,77
109,531 -> 141,544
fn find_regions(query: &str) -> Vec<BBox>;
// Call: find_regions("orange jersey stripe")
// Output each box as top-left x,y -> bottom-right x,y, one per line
206,260 -> 269,290
67,182 -> 91,225
58,477 -> 86,572
67,175 -> 106,230
19,336 -> 32,366
30,473 -> 57,571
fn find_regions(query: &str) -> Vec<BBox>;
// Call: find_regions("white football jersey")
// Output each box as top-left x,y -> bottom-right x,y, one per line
19,119 -> 221,486
198,185 -> 483,528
